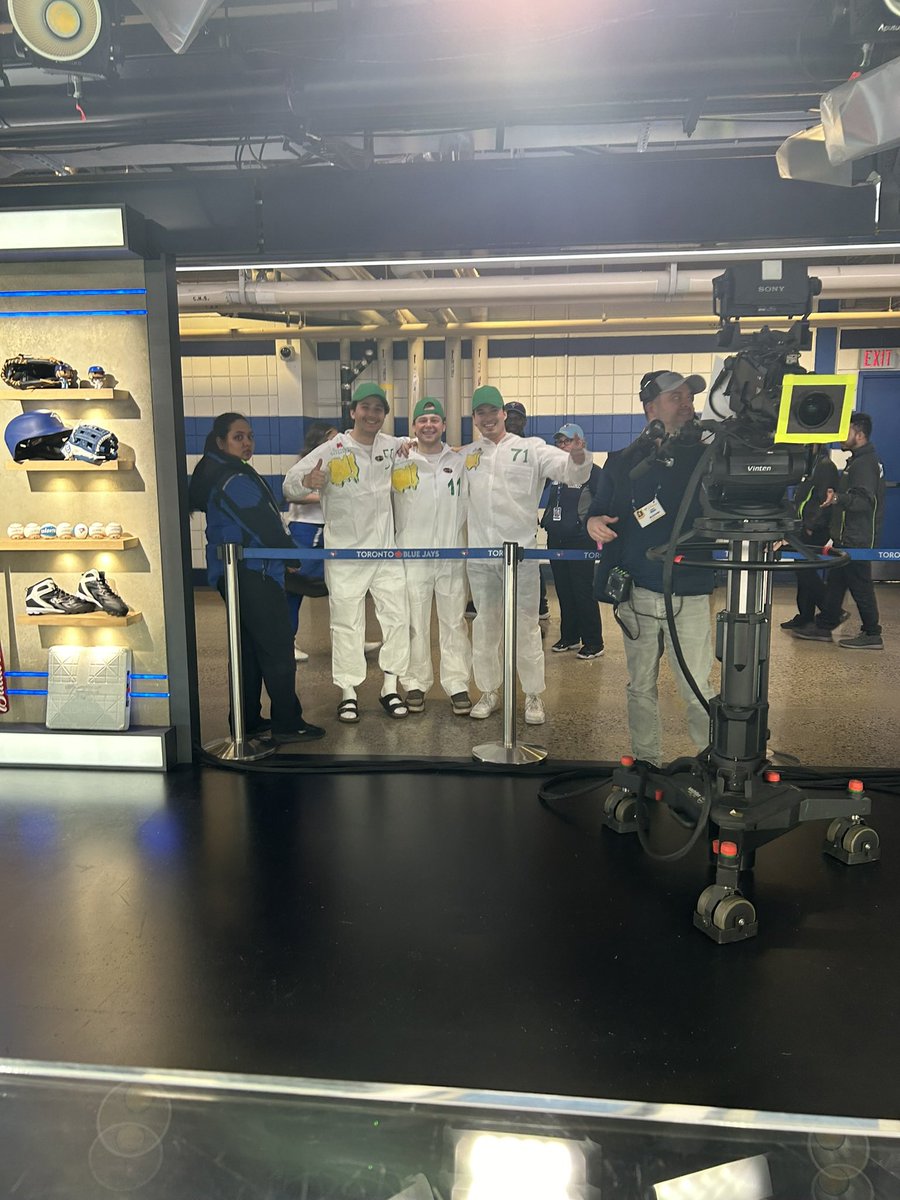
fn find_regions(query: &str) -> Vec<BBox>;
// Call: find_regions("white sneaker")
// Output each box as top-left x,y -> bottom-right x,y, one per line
364,641 -> 381,654
294,647 -> 309,662
470,691 -> 499,719
524,694 -> 545,724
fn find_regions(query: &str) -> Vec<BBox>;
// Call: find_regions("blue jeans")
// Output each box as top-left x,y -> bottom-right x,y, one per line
617,586 -> 714,766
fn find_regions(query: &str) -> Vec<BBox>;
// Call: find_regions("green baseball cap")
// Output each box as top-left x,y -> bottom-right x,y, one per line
352,382 -> 389,411
472,384 -> 503,411
412,396 -> 445,421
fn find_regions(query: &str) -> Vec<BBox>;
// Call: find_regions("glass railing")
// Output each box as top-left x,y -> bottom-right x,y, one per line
1,1056 -> 897,1198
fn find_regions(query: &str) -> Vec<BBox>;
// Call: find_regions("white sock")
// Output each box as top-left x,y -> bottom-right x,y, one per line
341,686 -> 357,702
381,673 -> 397,697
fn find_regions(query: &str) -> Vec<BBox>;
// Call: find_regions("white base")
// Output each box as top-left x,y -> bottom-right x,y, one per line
0,725 -> 174,770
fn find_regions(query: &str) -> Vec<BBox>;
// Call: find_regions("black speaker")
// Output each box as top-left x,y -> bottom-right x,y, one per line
8,0 -> 112,77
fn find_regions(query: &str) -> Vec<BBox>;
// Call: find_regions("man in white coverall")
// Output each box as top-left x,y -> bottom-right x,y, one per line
283,382 -> 410,723
465,384 -> 591,725
391,397 -> 472,715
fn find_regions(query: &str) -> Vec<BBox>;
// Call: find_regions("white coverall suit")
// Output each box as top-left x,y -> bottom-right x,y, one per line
464,434 -> 592,695
283,430 -> 410,689
391,444 -> 471,698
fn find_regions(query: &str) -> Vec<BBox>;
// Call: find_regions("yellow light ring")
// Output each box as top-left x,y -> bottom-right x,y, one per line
8,0 -> 102,63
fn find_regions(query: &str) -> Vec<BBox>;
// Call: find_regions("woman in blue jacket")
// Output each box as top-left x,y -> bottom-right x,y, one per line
188,412 -> 325,745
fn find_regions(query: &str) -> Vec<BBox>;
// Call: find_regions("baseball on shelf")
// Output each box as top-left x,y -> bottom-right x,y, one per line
88,522 -> 106,539
72,523 -> 89,539
104,522 -> 124,539
7,522 -> 25,539
24,523 -> 41,539
39,523 -> 57,538
56,522 -> 73,539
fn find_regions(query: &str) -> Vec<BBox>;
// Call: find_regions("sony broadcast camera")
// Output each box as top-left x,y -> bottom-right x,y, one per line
700,261 -> 857,519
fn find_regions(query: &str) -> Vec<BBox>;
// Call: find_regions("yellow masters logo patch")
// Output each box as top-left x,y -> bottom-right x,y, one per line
465,448 -> 483,471
328,453 -> 359,486
391,462 -> 420,493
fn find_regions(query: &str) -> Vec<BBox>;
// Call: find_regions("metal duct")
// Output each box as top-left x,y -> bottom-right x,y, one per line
177,264 -> 900,312
821,56 -> 900,165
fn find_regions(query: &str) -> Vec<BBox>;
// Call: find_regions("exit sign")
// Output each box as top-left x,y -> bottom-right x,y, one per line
861,349 -> 895,368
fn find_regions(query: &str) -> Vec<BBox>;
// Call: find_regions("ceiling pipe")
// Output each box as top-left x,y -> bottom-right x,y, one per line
177,264 -> 900,312
179,310 -> 900,340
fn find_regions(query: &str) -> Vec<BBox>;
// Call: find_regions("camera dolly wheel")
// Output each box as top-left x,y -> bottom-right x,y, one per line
601,786 -> 638,834
824,818 -> 881,866
694,884 -> 758,944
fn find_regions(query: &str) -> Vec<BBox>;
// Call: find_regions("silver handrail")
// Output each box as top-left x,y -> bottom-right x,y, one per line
202,544 -> 276,763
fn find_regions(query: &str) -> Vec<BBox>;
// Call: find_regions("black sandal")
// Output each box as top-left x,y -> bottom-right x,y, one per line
378,692 -> 408,719
337,698 -> 360,723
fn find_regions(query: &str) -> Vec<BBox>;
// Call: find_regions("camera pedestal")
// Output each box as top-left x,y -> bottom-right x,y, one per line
620,516 -> 881,943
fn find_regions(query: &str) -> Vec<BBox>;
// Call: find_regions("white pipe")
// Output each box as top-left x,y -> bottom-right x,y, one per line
407,337 -> 424,429
377,338 -> 394,435
444,336 -> 462,447
177,263 -> 900,312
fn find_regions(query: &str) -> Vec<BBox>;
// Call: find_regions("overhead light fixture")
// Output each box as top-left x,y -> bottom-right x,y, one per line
8,0 -> 110,75
452,1131 -> 586,1200
175,240 -> 900,275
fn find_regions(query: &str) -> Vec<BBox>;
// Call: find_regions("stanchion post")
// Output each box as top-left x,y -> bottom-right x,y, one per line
473,541 -> 548,766
203,543 -> 276,762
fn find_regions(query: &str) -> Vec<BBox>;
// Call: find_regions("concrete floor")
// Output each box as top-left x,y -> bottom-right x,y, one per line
194,583 -> 900,768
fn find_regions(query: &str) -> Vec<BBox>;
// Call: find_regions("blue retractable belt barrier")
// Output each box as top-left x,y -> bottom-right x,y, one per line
241,546 -> 898,562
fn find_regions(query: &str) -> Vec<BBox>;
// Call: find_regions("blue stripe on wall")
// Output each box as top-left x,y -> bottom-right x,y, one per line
184,414 -> 341,457
186,412 -> 645,459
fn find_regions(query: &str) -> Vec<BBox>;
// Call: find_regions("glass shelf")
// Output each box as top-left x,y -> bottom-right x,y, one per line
0,1057 -> 896,1199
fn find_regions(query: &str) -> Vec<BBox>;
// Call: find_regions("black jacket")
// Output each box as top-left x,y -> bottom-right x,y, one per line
794,452 -> 840,541
540,464 -> 601,548
831,440 -> 885,549
588,436 -> 713,596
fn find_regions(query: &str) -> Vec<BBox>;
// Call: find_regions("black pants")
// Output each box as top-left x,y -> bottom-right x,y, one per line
818,558 -> 881,636
549,556 -> 604,649
795,533 -> 828,622
217,568 -> 304,734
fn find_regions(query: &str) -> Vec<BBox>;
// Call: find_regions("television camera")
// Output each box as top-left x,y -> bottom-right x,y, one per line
605,262 -> 880,944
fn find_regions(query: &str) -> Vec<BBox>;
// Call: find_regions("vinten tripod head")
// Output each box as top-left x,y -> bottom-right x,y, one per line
607,263 -> 879,945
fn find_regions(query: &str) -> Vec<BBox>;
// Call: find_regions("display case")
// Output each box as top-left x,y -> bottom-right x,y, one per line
0,207 -> 197,768
0,1056 -> 896,1198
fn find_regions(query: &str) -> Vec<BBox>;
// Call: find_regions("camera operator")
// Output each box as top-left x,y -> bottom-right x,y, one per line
795,411 -> 885,650
780,445 -> 841,634
586,371 -> 715,767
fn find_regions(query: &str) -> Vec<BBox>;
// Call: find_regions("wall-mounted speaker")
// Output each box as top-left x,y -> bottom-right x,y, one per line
8,0 -> 112,76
